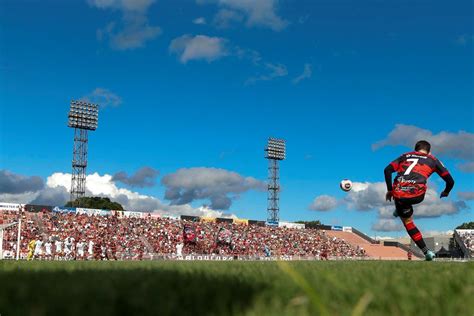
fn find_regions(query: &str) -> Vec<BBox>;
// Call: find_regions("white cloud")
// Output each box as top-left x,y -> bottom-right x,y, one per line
0,192 -> 40,204
88,0 -> 155,12
162,167 -> 266,210
371,228 -> 456,237
309,195 -> 337,211
371,219 -> 404,232
458,191 -> 474,200
112,167 -> 159,187
311,180 -> 470,231
109,19 -> 161,50
214,9 -> 244,28
45,172 -> 71,190
344,182 -> 387,211
0,169 -> 60,205
193,17 -> 207,25
202,0 -> 288,31
169,35 -> 228,63
168,34 -> 286,85
90,0 -> 161,50
345,181 -> 468,219
1,171 -> 226,218
31,186 -> 70,206
423,230 -> 454,237
458,162 -> 474,173
88,0 -> 118,10
372,125 -> 474,170
292,63 -> 312,84
245,62 -> 288,85
81,88 -> 122,108
0,170 -> 44,194
413,189 -> 468,218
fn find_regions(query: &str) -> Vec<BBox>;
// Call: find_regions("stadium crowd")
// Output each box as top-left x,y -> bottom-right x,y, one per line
456,230 -> 474,252
1,210 -> 367,260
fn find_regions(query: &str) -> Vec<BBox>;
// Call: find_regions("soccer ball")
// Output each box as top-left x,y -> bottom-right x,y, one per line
340,179 -> 352,192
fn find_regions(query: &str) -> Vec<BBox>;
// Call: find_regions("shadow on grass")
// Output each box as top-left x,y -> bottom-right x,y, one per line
0,266 -> 265,316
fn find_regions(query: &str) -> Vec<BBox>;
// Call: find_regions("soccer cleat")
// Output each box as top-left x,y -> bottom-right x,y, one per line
424,250 -> 435,261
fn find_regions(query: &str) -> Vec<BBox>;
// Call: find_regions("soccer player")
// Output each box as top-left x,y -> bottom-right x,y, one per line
384,140 -> 455,261
27,239 -> 36,261
64,237 -> 74,260
88,239 -> 94,260
34,237 -> 43,260
176,242 -> 183,257
44,239 -> 52,260
76,240 -> 85,260
54,237 -> 63,260
101,242 -> 108,260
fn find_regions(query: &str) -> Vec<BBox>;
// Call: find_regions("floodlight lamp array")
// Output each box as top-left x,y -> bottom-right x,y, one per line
265,137 -> 286,160
68,100 -> 99,131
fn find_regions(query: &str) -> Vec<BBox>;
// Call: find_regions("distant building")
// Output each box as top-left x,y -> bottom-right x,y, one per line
410,236 -> 451,253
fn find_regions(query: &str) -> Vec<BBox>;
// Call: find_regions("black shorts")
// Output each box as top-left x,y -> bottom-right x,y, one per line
394,194 -> 425,218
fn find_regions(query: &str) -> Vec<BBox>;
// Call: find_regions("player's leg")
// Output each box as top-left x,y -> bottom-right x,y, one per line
396,200 -> 435,260
400,215 -> 435,261
400,215 -> 427,252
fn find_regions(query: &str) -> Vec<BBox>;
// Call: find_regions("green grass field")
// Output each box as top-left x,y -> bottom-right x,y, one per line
0,260 -> 472,316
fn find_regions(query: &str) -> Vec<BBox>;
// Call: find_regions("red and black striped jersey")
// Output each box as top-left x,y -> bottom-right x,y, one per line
389,151 -> 450,199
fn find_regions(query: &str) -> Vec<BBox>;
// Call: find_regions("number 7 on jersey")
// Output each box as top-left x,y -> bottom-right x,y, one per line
404,158 -> 419,175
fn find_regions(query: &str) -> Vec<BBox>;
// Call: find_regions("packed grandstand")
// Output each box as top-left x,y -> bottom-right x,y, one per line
0,203 -> 472,261
456,229 -> 473,253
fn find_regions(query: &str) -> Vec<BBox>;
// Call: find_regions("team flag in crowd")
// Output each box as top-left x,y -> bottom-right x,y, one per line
216,227 -> 232,246
183,225 -> 197,244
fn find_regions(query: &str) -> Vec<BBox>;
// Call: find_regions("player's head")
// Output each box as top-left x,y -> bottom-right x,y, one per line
414,140 -> 431,153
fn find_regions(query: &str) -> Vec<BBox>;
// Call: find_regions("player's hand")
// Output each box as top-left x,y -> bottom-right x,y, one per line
385,191 -> 393,202
440,191 -> 449,198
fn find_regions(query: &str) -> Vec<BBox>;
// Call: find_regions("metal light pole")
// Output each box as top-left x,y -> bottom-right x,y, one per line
265,138 -> 286,223
68,100 -> 99,204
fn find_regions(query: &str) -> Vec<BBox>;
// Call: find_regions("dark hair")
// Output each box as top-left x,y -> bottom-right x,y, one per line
414,140 -> 431,152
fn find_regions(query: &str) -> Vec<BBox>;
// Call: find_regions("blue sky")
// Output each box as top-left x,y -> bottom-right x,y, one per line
0,0 -> 473,237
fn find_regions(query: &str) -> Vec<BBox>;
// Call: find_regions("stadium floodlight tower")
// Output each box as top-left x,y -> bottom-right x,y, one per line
68,100 -> 99,204
265,137 -> 286,223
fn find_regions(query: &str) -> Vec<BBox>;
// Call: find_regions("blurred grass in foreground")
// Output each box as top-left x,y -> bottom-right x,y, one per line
0,260 -> 472,315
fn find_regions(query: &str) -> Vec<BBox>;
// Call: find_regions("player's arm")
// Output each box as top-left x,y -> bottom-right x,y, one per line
435,159 -> 454,198
384,157 -> 401,201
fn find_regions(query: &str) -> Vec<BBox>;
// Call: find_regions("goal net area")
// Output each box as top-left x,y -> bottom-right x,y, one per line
1,210 -> 20,260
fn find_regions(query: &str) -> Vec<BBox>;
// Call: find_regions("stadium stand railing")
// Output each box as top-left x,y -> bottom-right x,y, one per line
351,228 -> 380,244
383,241 -> 424,259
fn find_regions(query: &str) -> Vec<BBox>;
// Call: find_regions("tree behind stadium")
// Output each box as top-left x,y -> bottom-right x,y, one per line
456,222 -> 474,229
65,197 -> 124,210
